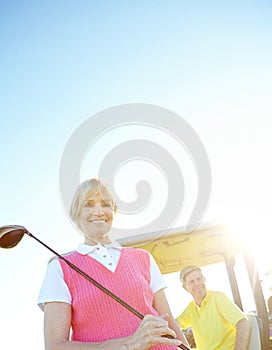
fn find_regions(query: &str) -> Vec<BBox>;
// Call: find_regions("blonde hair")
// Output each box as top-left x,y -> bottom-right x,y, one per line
180,265 -> 203,286
69,178 -> 117,228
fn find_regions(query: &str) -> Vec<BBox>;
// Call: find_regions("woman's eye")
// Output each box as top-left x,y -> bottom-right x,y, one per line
84,200 -> 112,208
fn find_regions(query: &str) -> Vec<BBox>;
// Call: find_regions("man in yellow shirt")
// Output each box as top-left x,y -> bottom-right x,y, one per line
176,266 -> 251,350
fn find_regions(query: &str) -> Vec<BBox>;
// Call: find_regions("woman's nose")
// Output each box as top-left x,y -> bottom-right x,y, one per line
92,206 -> 104,215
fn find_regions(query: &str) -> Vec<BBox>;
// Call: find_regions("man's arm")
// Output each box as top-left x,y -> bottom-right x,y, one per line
234,317 -> 251,350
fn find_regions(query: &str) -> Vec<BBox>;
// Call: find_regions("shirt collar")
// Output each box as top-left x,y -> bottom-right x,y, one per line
194,290 -> 210,309
76,241 -> 122,255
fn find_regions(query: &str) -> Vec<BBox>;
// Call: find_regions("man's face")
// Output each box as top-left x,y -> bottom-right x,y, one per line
183,270 -> 206,300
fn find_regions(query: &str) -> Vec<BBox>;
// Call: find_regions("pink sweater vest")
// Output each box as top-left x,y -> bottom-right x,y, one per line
59,248 -> 178,350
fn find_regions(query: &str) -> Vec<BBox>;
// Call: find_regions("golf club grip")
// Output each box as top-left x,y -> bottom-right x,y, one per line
162,335 -> 190,350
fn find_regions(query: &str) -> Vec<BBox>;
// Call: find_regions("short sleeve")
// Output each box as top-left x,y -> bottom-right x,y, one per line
215,292 -> 246,325
149,253 -> 167,293
37,258 -> 72,311
176,305 -> 192,330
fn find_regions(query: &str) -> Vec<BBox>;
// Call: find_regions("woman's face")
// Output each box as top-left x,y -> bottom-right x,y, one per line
77,194 -> 114,244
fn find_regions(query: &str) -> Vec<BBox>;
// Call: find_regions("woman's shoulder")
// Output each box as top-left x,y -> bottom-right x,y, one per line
122,247 -> 149,255
121,247 -> 151,263
48,250 -> 77,264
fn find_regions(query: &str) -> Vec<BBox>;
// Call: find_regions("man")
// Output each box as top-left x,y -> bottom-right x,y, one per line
176,265 -> 251,350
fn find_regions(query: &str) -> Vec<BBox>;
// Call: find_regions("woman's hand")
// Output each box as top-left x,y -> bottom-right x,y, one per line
122,314 -> 183,350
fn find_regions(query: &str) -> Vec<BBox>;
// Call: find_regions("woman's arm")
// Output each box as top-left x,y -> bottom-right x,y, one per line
44,302 -> 183,350
153,289 -> 190,349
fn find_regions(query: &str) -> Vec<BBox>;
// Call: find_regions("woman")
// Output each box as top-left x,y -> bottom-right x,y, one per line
38,178 -> 189,350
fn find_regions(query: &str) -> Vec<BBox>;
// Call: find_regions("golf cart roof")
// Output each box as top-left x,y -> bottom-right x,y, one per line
118,223 -> 241,274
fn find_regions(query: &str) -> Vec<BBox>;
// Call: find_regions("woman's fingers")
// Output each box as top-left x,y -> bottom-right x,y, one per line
126,314 -> 182,349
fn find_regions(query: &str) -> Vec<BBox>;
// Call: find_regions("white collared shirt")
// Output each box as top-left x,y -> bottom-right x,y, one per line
38,242 -> 166,310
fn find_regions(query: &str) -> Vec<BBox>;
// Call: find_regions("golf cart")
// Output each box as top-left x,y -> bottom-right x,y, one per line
118,223 -> 270,350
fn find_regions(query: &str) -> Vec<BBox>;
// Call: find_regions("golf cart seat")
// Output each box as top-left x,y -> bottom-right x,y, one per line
247,314 -> 262,350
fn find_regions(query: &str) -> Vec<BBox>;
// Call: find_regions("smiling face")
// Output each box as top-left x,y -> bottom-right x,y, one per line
183,270 -> 207,304
78,194 -> 114,244
69,178 -> 117,244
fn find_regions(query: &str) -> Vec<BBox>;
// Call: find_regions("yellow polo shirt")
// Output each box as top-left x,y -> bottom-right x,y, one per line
176,290 -> 246,350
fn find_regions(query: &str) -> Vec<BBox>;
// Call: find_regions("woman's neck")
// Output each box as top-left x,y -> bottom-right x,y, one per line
84,235 -> 112,246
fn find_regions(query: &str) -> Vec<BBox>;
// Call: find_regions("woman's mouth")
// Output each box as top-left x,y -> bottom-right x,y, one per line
89,219 -> 106,224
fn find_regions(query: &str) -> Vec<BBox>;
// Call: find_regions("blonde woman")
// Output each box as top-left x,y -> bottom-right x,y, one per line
38,178 -> 189,350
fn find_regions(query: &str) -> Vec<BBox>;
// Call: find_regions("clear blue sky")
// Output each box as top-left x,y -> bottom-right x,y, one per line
1,1 -> 272,349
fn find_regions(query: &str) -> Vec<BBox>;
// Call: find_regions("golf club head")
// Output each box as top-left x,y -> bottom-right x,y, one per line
0,225 -> 27,249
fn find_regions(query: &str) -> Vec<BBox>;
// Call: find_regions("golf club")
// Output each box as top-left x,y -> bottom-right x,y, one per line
0,225 -> 189,350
